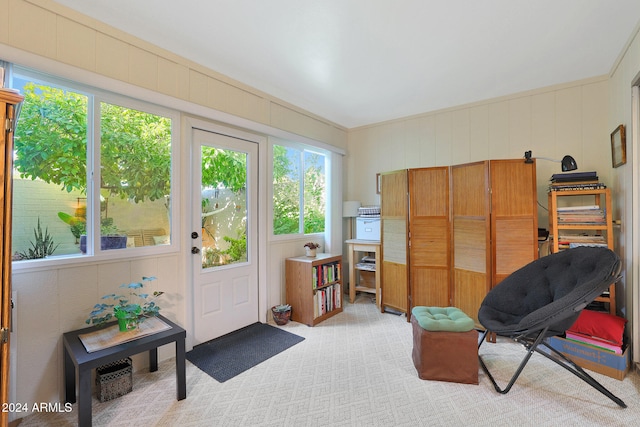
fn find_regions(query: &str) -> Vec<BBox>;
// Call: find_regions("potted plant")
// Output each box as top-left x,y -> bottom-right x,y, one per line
15,217 -> 59,260
59,211 -> 128,252
97,218 -> 128,250
271,304 -> 292,325
303,242 -> 320,257
86,276 -> 164,332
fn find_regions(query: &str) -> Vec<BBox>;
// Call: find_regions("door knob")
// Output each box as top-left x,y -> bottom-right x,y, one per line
191,246 -> 200,254
191,231 -> 199,239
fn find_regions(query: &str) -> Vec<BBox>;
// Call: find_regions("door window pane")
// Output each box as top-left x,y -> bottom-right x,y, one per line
201,146 -> 248,269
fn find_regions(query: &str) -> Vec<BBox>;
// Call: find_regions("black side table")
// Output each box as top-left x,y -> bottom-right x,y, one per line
63,315 -> 186,427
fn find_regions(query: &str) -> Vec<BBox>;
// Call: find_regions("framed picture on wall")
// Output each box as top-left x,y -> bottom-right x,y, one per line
610,124 -> 626,168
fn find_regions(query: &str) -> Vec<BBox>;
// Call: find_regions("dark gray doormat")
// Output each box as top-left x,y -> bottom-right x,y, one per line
186,322 -> 305,382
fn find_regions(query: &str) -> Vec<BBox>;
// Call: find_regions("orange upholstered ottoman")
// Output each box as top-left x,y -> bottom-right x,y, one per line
411,306 -> 479,384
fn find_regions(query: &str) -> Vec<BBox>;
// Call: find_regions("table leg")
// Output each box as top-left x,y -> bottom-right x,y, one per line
149,348 -> 158,372
78,368 -> 92,427
63,348 -> 76,404
176,338 -> 186,400
348,244 -> 355,303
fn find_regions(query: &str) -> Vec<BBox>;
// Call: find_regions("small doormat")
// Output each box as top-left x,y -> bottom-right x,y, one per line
187,322 -> 305,383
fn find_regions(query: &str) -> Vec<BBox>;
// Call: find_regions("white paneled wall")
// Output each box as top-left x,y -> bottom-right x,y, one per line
609,21 -> 640,366
11,255 -> 181,407
347,77 -> 610,225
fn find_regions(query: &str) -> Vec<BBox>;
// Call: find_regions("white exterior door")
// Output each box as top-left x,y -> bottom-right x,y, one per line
191,128 -> 259,344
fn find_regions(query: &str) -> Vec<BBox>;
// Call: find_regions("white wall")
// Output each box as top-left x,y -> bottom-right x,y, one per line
12,256 -> 182,406
608,21 -> 640,366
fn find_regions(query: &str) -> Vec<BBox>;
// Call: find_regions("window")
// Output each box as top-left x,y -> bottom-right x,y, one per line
10,68 -> 175,261
272,143 -> 326,235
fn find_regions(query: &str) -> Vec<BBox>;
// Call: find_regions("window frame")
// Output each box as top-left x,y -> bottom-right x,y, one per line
10,66 -> 180,270
268,137 -> 329,240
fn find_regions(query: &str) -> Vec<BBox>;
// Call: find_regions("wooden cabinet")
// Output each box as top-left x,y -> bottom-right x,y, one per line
379,159 -> 538,323
285,254 -> 343,326
547,188 -> 616,314
1,89 -> 23,426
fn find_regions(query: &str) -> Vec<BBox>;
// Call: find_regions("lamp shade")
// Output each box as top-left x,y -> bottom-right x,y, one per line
561,155 -> 578,172
342,201 -> 361,217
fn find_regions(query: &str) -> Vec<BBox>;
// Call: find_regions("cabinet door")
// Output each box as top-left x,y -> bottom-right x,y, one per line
490,159 -> 538,285
451,161 -> 490,323
380,170 -> 408,313
408,167 -> 450,309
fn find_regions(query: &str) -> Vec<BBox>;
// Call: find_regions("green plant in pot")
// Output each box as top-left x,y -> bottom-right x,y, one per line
271,304 -> 292,325
16,217 -> 59,259
303,242 -> 320,257
86,276 -> 164,332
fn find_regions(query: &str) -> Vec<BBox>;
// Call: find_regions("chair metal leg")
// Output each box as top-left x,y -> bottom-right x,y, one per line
534,340 -> 626,408
478,327 -> 547,395
478,328 -> 627,408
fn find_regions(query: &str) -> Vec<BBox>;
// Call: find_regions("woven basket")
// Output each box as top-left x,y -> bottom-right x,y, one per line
96,358 -> 133,402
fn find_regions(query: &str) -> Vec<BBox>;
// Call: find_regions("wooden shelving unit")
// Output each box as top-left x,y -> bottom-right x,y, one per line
285,253 -> 343,326
548,188 -> 616,314
346,239 -> 380,310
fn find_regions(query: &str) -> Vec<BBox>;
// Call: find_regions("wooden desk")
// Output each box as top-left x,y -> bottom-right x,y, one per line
63,315 -> 186,427
346,239 -> 381,311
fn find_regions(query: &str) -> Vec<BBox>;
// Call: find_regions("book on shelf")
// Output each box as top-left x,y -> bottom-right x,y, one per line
556,205 -> 600,212
564,331 -> 623,355
558,234 -> 606,242
548,182 -> 607,191
550,179 -> 599,186
550,171 -> 598,182
556,208 -> 606,224
313,283 -> 341,318
568,242 -> 609,248
312,262 -> 341,289
356,262 -> 376,271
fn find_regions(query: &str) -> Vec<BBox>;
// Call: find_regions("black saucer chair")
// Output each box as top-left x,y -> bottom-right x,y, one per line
477,246 -> 625,408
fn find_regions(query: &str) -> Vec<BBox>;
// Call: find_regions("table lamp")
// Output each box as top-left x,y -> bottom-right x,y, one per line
343,201 -> 361,240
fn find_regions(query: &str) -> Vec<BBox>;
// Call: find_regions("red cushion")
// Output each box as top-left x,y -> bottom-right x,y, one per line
568,309 -> 626,345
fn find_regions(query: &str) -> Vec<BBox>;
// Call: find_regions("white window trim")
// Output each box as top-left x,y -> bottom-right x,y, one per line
10,66 -> 181,271
268,136 -> 330,241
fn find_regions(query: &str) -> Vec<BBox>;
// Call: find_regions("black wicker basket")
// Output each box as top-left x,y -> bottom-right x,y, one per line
96,357 -> 133,402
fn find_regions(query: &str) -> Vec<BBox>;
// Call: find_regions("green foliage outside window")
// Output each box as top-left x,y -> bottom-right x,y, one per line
272,145 -> 325,235
13,80 -> 325,252
13,83 -> 172,203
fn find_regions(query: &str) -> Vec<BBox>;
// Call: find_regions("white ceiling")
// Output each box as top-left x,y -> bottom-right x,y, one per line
53,0 -> 640,129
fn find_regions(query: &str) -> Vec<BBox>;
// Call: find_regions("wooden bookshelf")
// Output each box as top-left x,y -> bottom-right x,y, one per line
548,188 -> 616,314
286,253 -> 343,326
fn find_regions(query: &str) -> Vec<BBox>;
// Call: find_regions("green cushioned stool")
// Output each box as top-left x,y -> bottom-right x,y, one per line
411,306 -> 479,384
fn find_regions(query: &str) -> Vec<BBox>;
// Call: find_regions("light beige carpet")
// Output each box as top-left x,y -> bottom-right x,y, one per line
19,296 -> 639,426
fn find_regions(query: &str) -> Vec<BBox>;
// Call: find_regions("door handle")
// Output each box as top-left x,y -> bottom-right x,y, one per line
191,231 -> 199,239
191,247 -> 200,254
